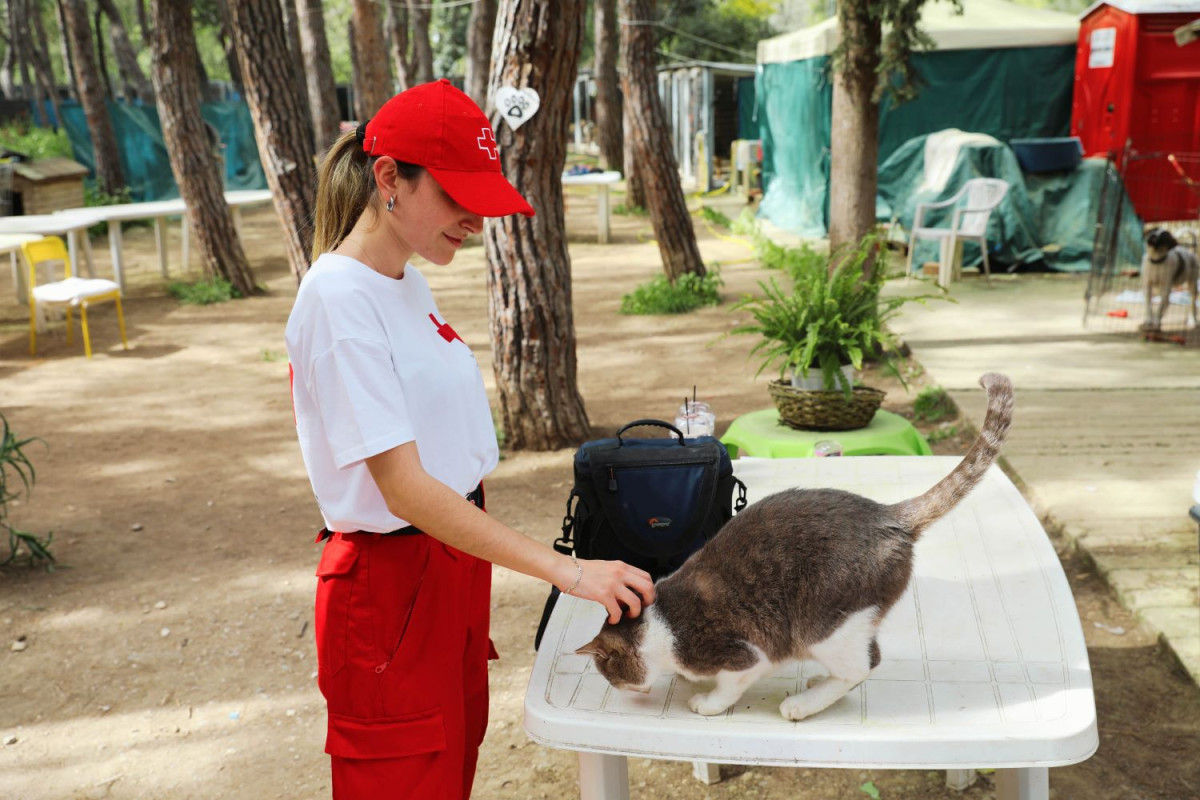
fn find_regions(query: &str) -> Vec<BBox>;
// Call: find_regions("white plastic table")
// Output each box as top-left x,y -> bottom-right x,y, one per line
524,457 -> 1098,800
0,210 -> 107,302
78,189 -> 273,292
562,170 -> 621,244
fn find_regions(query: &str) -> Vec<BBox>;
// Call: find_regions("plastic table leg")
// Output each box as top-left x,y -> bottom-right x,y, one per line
578,752 -> 629,800
996,767 -> 1049,800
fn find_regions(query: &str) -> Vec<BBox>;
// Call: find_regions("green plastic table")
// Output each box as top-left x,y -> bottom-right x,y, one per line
720,408 -> 932,459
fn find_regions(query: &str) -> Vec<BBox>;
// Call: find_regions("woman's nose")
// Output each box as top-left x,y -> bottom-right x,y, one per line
463,214 -> 484,234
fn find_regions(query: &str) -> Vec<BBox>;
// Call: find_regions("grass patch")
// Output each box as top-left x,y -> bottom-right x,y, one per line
1,413 -> 54,567
167,276 -> 242,305
698,206 -> 732,228
260,349 -> 286,363
613,203 -> 649,217
620,270 -> 723,315
912,385 -> 957,423
926,424 -> 959,445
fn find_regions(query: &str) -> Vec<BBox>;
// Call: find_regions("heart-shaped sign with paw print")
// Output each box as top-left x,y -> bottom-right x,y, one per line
495,86 -> 540,131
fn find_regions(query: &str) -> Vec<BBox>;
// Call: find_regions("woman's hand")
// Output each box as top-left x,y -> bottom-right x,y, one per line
564,557 -> 656,624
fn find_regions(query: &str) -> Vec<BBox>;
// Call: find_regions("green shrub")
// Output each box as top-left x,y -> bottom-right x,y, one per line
167,276 -> 242,305
83,183 -> 138,236
0,414 -> 53,567
913,385 -> 957,423
613,203 -> 649,217
927,424 -> 959,445
620,269 -> 723,315
0,120 -> 73,160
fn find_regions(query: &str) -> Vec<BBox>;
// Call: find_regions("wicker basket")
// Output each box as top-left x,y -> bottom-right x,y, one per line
767,380 -> 885,431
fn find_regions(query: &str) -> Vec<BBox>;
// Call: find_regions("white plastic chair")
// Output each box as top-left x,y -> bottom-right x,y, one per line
904,178 -> 1009,285
22,236 -> 127,358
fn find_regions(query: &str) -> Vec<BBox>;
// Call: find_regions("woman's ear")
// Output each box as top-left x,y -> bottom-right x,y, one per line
371,157 -> 402,202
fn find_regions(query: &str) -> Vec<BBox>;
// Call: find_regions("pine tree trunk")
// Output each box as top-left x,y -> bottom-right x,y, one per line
622,98 -> 646,209
61,0 -> 124,196
463,0 -> 495,108
279,0 -> 313,142
484,0 -> 590,451
93,6 -> 115,100
22,0 -> 63,127
619,0 -> 704,281
295,0 -> 341,153
593,0 -> 622,171
408,1 -> 433,84
227,0 -> 317,284
384,1 -> 411,93
215,0 -> 244,95
828,0 -> 881,253
350,0 -> 391,118
53,0 -> 77,101
97,0 -> 153,101
150,0 -> 255,297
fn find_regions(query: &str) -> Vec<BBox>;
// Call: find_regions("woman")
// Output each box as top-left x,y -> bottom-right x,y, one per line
285,79 -> 655,799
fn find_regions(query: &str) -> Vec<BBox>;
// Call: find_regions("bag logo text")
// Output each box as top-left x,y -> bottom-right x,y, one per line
648,517 -> 672,529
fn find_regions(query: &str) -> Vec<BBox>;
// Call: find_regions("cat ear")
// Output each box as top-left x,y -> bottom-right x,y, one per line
575,639 -> 609,660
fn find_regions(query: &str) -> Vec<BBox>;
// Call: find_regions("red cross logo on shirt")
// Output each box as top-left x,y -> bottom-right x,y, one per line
476,127 -> 498,160
429,313 -> 464,344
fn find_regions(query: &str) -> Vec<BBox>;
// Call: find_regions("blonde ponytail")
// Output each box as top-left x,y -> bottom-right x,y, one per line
311,132 -> 376,260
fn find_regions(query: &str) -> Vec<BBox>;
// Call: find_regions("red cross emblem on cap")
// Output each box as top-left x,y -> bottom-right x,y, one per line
476,128 -> 498,160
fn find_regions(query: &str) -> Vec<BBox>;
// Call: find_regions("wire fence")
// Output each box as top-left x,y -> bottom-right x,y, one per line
1084,139 -> 1200,346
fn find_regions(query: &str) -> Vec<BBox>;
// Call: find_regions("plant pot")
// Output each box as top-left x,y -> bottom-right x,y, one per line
768,380 -> 885,431
790,364 -> 856,391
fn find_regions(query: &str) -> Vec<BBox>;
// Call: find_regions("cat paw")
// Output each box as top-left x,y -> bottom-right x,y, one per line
779,694 -> 819,721
688,692 -> 731,716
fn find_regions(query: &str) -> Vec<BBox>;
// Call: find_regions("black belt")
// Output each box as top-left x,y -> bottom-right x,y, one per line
316,483 -> 484,543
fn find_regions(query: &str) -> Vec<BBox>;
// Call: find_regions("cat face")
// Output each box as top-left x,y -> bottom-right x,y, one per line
575,616 -> 655,693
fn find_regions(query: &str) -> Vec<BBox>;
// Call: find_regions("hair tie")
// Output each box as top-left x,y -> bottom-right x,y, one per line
355,120 -> 369,146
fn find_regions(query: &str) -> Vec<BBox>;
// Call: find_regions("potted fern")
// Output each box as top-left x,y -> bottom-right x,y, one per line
731,234 -> 938,430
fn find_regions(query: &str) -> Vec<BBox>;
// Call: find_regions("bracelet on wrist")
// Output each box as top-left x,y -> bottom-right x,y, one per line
564,553 -> 582,595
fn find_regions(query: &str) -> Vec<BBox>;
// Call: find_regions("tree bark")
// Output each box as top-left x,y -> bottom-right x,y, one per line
61,0 -> 124,195
227,0 -> 317,284
463,0 -> 495,108
22,0 -> 63,127
621,99 -> 645,209
215,0 -> 244,95
279,0 -> 313,146
93,6 -> 115,99
619,0 -> 704,280
484,0 -> 590,451
384,0 -> 411,93
350,0 -> 391,119
135,0 -> 149,47
593,0 -> 622,171
828,0 -> 881,253
295,0 -> 341,153
97,0 -> 153,101
408,0 -> 433,84
53,0 -> 77,101
150,0 -> 256,297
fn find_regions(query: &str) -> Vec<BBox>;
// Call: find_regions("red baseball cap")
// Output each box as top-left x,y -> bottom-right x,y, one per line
363,79 -> 535,218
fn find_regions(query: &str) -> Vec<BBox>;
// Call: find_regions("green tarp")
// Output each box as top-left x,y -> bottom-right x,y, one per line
877,136 -> 1142,273
58,99 -> 267,202
756,45 -> 1077,244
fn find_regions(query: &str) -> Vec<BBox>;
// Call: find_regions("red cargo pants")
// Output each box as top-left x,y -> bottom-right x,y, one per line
314,525 -> 497,799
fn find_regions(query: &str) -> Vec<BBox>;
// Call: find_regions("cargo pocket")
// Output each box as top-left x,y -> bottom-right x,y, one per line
325,707 -> 446,760
315,536 -> 360,678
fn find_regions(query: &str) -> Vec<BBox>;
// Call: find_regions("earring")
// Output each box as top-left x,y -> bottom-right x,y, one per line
386,195 -> 395,213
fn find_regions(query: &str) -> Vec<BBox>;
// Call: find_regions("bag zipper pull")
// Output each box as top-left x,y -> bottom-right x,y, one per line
608,467 -> 617,492
375,661 -> 389,674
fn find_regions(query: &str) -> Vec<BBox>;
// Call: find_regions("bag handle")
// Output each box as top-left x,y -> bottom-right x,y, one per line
615,419 -> 686,446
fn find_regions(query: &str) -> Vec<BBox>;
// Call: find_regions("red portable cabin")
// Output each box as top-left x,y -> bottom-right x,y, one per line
1071,1 -> 1200,222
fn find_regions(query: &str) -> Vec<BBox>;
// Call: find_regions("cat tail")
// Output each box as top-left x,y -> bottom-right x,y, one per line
890,373 -> 1014,539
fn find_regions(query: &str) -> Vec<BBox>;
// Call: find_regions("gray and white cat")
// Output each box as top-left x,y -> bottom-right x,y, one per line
575,373 -> 1014,721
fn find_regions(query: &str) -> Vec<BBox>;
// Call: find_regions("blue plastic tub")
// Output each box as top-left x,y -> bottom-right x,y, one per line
1010,137 -> 1083,173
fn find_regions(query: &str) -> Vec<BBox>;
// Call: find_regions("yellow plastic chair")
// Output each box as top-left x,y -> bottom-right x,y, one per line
21,236 -> 127,358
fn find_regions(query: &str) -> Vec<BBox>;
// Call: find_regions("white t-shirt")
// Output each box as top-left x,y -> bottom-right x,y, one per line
285,253 -> 499,532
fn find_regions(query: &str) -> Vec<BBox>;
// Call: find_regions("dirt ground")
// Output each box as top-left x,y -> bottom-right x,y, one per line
1,195 -> 1197,800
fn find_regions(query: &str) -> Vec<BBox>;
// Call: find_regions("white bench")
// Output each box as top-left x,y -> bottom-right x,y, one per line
524,456 -> 1098,800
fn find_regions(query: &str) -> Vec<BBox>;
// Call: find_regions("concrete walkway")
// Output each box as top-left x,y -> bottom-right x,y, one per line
886,272 -> 1200,685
